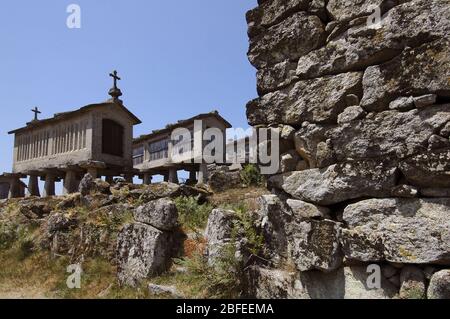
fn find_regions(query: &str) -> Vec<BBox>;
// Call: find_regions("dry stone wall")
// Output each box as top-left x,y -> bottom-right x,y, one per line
245,0 -> 450,299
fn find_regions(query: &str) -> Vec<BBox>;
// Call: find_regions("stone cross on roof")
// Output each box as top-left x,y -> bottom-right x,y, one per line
110,70 -> 121,89
108,70 -> 123,102
31,107 -> 41,121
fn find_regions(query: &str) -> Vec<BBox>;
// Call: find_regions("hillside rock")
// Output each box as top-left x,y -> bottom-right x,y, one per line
286,199 -> 331,220
204,209 -> 239,265
134,198 -> 178,231
117,223 -> 175,287
428,270 -> 450,299
138,182 -> 209,203
79,173 -> 111,196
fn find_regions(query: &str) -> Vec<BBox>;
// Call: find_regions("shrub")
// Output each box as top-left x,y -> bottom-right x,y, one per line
240,164 -> 263,187
221,203 -> 263,256
0,222 -> 17,250
174,196 -> 213,231
176,244 -> 243,299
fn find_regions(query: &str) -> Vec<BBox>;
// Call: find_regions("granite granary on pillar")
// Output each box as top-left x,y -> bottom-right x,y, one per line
6,71 -> 141,197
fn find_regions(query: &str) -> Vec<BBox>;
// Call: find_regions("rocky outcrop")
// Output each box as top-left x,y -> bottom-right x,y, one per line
79,173 -> 111,196
245,0 -> 450,299
117,197 -> 184,287
117,223 -> 175,287
204,208 -> 239,266
134,198 -> 179,231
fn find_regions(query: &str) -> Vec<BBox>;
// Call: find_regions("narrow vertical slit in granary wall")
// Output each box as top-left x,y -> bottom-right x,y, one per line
244,0 -> 450,299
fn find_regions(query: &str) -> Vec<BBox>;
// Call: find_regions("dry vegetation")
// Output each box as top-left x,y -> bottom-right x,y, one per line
0,184 -> 269,299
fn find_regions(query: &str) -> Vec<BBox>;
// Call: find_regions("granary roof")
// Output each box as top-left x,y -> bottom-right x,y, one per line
133,110 -> 232,144
8,101 -> 142,135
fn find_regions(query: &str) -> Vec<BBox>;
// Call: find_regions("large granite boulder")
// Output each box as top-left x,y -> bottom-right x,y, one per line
428,270 -> 450,299
19,198 -> 57,219
399,266 -> 426,299
255,195 -> 292,264
286,199 -> 331,220
204,209 -> 239,265
326,0 -> 395,22
208,167 -> 242,192
296,1 -> 450,81
117,223 -> 175,287
331,106 -> 450,162
399,149 -> 450,188
342,198 -> 450,264
290,220 -> 343,272
269,160 -> 398,205
361,39 -> 450,112
246,265 -> 398,299
246,0 -> 311,37
79,173 -> 111,196
294,106 -> 450,168
247,72 -> 363,126
134,198 -> 179,231
248,12 -> 325,69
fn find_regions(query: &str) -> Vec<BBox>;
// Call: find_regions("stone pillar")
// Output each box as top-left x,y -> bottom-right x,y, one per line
43,174 -> 56,197
27,175 -> 40,197
106,176 -> 114,184
124,174 -> 134,184
197,163 -> 209,185
87,167 -> 98,179
8,178 -> 21,199
143,173 -> 152,185
63,170 -> 78,195
168,168 -> 179,184
189,169 -> 197,184
163,172 -> 169,182
80,161 -> 106,180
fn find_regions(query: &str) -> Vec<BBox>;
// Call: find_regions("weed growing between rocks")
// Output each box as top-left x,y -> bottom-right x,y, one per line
240,164 -> 264,187
222,202 -> 263,257
174,196 -> 214,232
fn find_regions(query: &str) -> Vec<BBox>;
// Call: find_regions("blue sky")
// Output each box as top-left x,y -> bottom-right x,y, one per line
0,0 -> 257,177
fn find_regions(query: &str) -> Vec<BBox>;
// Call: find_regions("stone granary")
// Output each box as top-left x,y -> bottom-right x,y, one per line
133,111 -> 231,185
6,71 -> 141,198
